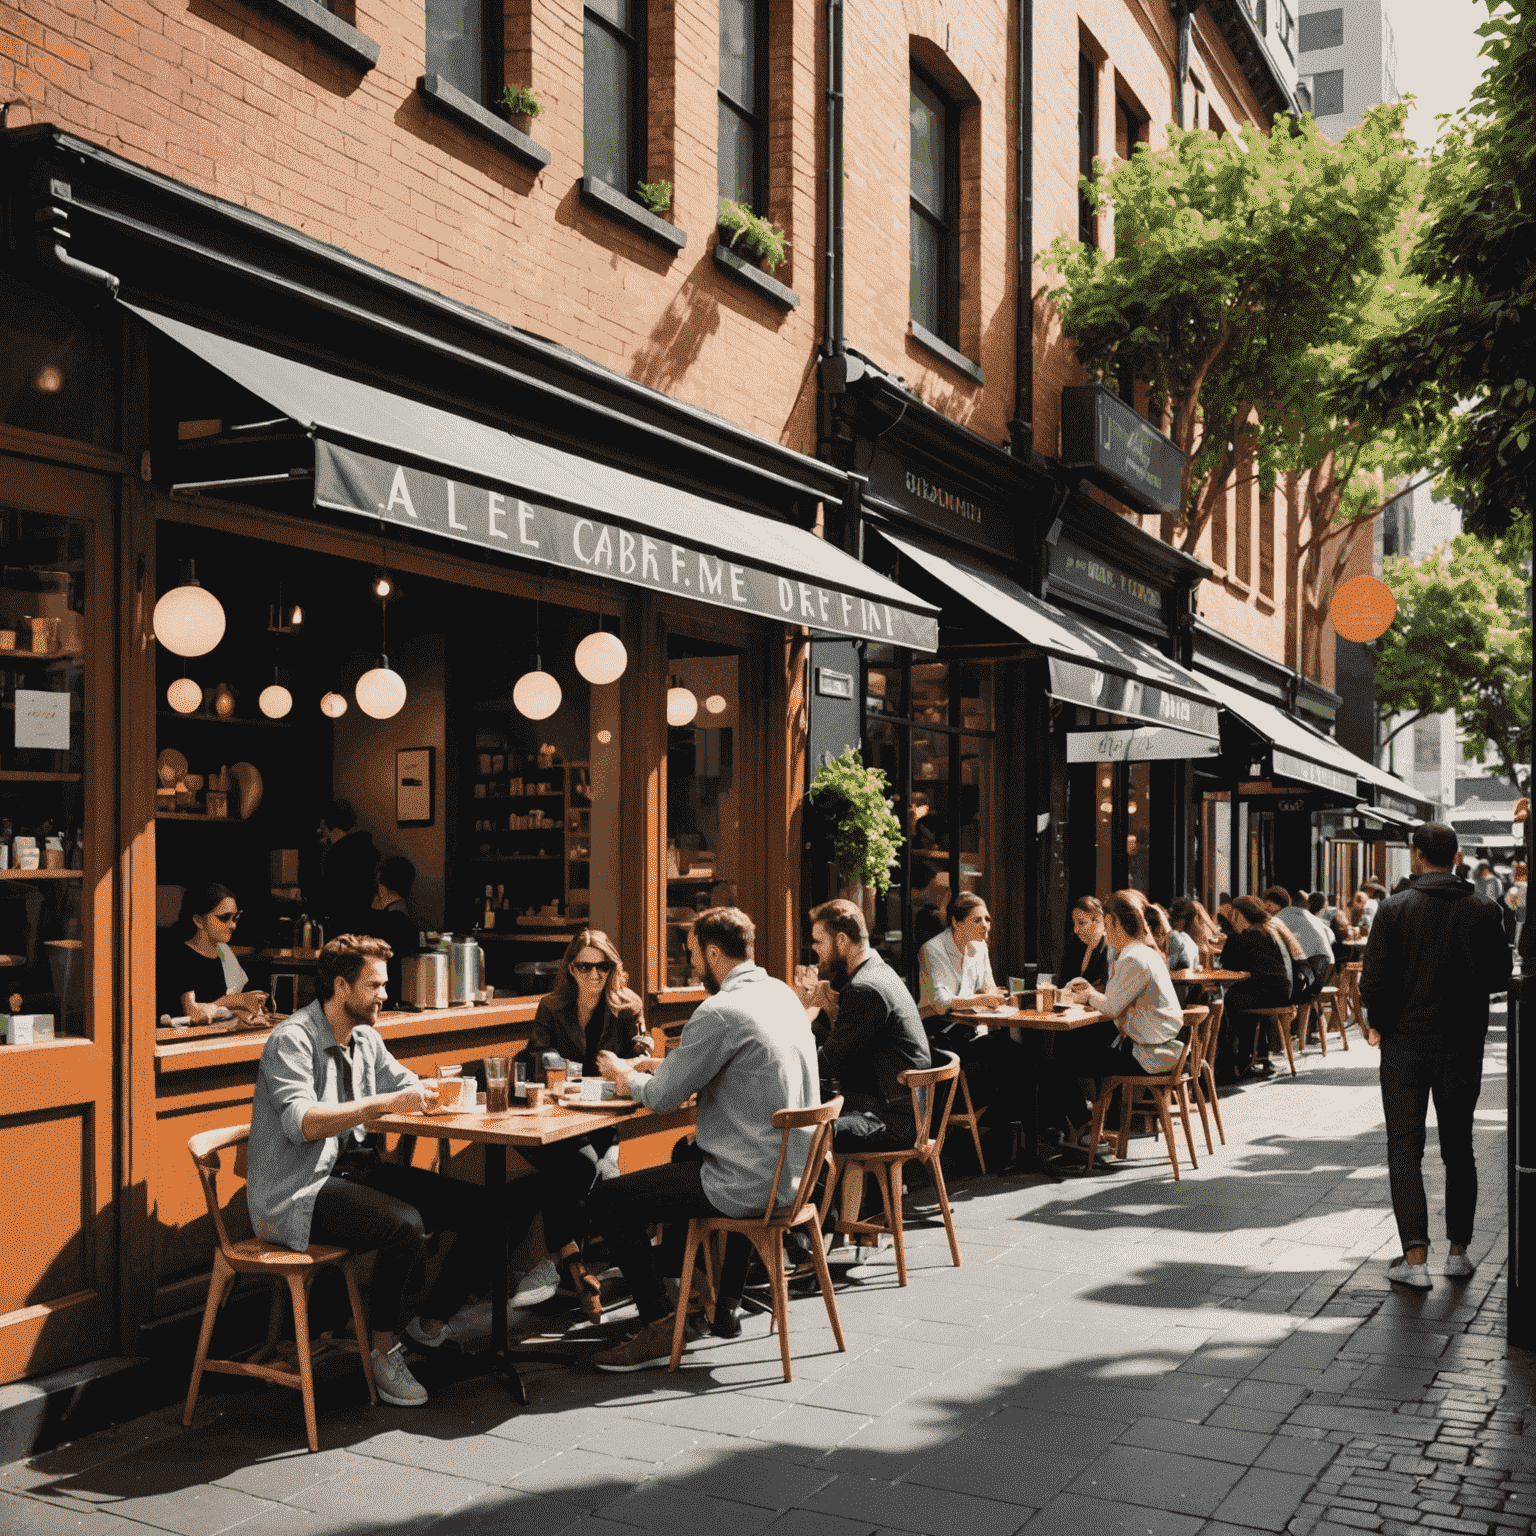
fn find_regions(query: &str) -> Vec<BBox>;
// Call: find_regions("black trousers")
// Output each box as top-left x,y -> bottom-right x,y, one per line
589,1138 -> 751,1324
1049,1028 -> 1151,1125
519,1137 -> 617,1253
1379,1038 -> 1484,1251
309,1160 -> 535,1335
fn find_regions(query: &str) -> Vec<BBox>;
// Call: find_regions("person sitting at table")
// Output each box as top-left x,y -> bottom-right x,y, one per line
589,907 -> 818,1371
1053,891 -> 1184,1137
1168,898 -> 1220,972
361,856 -> 420,1004
1060,896 -> 1112,989
1219,895 -> 1294,1080
247,935 -> 530,1409
158,882 -> 268,1024
513,929 -> 655,1320
917,893 -> 1021,1167
1261,885 -> 1332,990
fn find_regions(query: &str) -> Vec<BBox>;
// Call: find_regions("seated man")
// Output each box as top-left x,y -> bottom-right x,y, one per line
1261,885 -> 1332,991
248,934 -> 526,1409
590,907 -> 818,1371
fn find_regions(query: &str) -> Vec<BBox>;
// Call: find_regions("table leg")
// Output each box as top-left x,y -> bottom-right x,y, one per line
484,1143 -> 527,1405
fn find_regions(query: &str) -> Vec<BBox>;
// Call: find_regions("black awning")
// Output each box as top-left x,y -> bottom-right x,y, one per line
134,307 -> 940,652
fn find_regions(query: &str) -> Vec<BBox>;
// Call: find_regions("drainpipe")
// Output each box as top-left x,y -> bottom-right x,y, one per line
824,0 -> 845,360
32,174 -> 119,297
1008,0 -> 1034,461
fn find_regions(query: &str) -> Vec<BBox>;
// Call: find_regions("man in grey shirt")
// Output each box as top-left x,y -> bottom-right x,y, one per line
590,906 -> 819,1371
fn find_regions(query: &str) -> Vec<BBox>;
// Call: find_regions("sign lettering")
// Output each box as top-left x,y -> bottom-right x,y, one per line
1066,725 -> 1221,763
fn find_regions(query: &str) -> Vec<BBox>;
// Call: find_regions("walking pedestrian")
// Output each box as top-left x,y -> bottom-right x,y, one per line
1359,823 -> 1512,1289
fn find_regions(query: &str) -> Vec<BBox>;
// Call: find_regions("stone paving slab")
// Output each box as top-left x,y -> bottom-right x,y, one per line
3,1003 -> 1533,1536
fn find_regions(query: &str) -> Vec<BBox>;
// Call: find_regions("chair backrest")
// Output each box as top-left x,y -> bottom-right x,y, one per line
900,1049 -> 962,1157
1178,1006 -> 1210,1079
187,1123 -> 251,1257
764,1095 -> 843,1225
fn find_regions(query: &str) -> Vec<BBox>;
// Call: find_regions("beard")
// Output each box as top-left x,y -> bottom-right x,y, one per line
819,956 -> 851,991
344,996 -> 380,1029
700,965 -> 721,996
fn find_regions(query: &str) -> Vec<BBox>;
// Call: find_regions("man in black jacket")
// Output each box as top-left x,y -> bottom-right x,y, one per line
1360,822 -> 1512,1290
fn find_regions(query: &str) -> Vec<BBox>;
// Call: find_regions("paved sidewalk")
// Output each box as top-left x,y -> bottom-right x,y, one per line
4,1002 -> 1531,1536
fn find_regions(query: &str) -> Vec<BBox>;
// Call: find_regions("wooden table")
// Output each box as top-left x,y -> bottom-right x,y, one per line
1170,970 -> 1251,987
366,1096 -> 696,1403
947,1004 -> 1107,1032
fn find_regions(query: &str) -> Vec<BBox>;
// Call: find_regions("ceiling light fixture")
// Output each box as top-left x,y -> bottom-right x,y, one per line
154,560 -> 226,657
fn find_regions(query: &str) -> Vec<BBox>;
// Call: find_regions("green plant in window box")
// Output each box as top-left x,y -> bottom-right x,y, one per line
499,86 -> 542,122
635,180 -> 673,215
807,746 -> 904,897
717,199 -> 789,272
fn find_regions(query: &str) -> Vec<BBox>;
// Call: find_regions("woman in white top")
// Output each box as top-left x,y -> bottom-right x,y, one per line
917,892 -> 1008,1021
1056,891 -> 1185,1132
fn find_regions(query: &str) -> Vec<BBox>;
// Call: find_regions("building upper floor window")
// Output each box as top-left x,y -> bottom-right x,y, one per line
1300,68 -> 1344,116
1298,8 -> 1343,51
909,66 -> 958,343
426,0 -> 499,104
1115,94 -> 1146,160
718,0 -> 769,209
1078,54 -> 1097,246
585,0 -> 646,191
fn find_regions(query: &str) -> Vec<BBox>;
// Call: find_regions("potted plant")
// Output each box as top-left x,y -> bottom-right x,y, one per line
807,746 -> 904,913
634,180 -> 673,216
718,198 -> 789,273
499,86 -> 541,128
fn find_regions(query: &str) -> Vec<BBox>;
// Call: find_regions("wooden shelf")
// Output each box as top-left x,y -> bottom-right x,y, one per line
156,811 -> 240,822
470,855 -> 558,863
0,651 -> 84,665
156,711 -> 298,729
0,770 -> 81,783
0,868 -> 82,880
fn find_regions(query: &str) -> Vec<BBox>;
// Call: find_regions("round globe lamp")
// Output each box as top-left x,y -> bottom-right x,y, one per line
356,660 -> 407,720
666,685 -> 699,728
319,691 -> 348,719
703,693 -> 727,715
513,668 -> 562,721
154,563 -> 225,657
574,629 -> 628,686
259,682 -> 293,720
167,677 -> 203,715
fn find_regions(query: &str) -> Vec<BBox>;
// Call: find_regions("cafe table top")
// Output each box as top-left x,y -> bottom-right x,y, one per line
1169,969 -> 1251,985
367,1097 -> 696,1147
946,1004 -> 1107,1032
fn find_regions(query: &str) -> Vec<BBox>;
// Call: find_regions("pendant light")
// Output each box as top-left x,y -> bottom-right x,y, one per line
259,667 -> 293,719
154,560 -> 225,657
319,691 -> 348,719
703,693 -> 728,715
355,555 -> 406,720
574,597 -> 628,686
514,598 -> 562,720
666,674 -> 699,728
167,675 -> 202,714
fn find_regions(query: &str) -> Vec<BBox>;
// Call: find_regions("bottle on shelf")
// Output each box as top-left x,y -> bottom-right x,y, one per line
483,884 -> 496,931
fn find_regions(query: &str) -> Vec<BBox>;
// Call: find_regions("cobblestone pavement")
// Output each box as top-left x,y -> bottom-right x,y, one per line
4,1001 -> 1530,1536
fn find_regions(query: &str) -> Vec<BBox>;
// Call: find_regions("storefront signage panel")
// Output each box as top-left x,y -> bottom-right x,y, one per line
1047,536 -> 1167,629
1271,747 -> 1357,799
1060,385 -> 1184,518
1374,789 -> 1422,820
1048,657 -> 1219,741
315,443 -> 939,651
1066,725 -> 1221,763
863,446 -> 1016,560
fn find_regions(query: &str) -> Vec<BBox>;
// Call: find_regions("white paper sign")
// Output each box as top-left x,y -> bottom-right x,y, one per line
15,690 -> 70,750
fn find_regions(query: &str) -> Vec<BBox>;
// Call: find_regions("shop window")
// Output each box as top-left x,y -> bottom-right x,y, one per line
1200,791 -> 1231,911
1078,52 -> 1098,246
0,276 -> 116,450
585,0 -> 647,192
426,0 -> 502,106
910,65 -> 958,343
718,0 -> 769,210
0,508 -> 88,1043
663,641 -> 741,988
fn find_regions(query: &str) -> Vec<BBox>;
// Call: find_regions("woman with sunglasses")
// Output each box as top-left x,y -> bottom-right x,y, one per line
158,882 -> 268,1024
514,930 -> 654,1318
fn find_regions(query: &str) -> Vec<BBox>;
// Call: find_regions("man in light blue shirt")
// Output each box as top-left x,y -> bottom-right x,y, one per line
590,906 -> 818,1372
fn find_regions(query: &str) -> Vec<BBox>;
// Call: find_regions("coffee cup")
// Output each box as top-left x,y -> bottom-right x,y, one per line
580,1077 -> 603,1101
524,1082 -> 546,1108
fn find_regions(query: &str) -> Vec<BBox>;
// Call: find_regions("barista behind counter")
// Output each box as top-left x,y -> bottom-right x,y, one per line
360,856 -> 421,1004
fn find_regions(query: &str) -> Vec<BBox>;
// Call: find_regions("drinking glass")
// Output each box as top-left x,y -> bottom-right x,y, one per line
565,1059 -> 582,1086
484,1056 -> 510,1114
514,1055 -> 531,1101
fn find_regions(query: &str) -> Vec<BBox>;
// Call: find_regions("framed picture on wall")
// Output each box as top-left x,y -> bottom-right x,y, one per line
396,747 -> 434,826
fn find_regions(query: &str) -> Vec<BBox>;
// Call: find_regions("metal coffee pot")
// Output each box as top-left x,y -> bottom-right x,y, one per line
446,936 -> 486,1006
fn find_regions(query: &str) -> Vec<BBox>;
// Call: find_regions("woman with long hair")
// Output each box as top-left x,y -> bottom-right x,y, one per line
1219,895 -> 1294,1079
1062,895 -> 1111,988
1169,898 -> 1220,971
514,930 -> 654,1319
158,882 -> 268,1023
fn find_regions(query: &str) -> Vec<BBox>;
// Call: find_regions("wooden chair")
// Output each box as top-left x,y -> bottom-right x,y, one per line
1343,962 -> 1366,1033
833,1052 -> 963,1288
1299,986 -> 1349,1054
184,1126 -> 374,1453
1178,1005 -> 1220,1153
1082,1010 -> 1205,1181
670,1096 -> 846,1384
1249,1006 -> 1299,1077
947,1069 -> 988,1173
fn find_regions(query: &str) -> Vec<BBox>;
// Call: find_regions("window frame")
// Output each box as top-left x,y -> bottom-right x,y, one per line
584,0 -> 649,195
909,61 -> 960,347
425,0 -> 504,109
1078,53 -> 1098,247
1297,7 -> 1344,53
717,0 -> 771,213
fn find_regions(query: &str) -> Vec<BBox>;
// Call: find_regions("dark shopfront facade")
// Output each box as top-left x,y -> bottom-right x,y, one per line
0,127 -> 939,1388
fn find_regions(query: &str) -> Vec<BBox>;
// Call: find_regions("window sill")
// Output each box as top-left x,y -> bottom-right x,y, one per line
245,0 -> 379,71
1224,575 -> 1253,598
908,321 -> 983,385
417,74 -> 552,173
580,176 -> 687,255
712,244 -> 800,310
1254,591 -> 1276,614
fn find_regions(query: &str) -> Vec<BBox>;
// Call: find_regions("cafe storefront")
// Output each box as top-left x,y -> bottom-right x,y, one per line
0,128 -> 938,1388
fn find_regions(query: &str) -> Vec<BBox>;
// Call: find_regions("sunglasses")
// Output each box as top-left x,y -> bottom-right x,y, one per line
571,960 -> 615,975
211,910 -> 243,924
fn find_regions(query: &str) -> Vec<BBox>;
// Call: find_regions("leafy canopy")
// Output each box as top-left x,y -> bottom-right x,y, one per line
1376,519 -> 1532,791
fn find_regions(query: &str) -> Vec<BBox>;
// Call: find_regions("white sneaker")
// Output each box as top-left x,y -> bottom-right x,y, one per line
405,1315 -> 458,1349
1387,1257 -> 1432,1291
371,1343 -> 428,1406
1444,1251 -> 1476,1279
512,1257 -> 560,1308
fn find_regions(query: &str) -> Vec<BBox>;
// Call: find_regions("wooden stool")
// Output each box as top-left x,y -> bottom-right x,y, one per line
948,1068 -> 987,1173
1182,1004 -> 1223,1152
835,1052 -> 963,1287
184,1126 -> 375,1453
1304,986 -> 1349,1053
1081,1012 -> 1204,1182
1343,963 -> 1366,1034
1248,1006 -> 1299,1076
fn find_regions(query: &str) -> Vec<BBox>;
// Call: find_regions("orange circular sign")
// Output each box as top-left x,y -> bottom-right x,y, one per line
1330,576 -> 1397,643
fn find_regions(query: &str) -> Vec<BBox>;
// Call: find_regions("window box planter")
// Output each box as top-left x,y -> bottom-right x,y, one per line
908,320 -> 983,385
712,243 -> 800,310
580,176 -> 687,256
416,75 -> 552,174
246,0 -> 379,71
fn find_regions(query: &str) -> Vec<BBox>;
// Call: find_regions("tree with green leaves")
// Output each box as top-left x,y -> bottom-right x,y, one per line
1346,1 -> 1536,538
1046,104 -> 1437,677
1376,521 -> 1531,792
